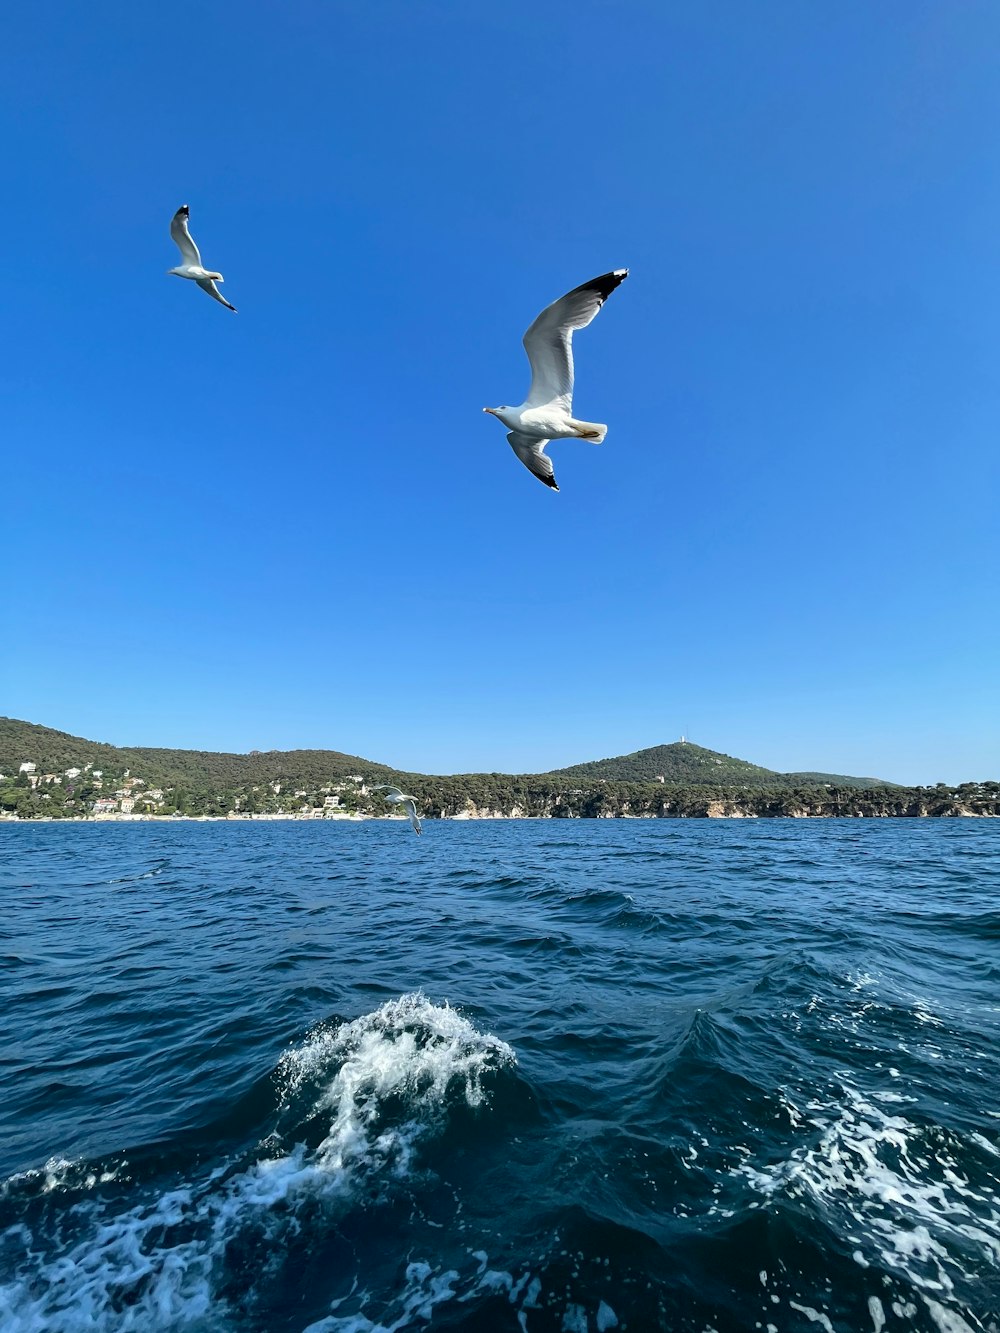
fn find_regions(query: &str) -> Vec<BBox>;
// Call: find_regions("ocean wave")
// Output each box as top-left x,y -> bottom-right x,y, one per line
730,1082 -> 1000,1328
5,820 -> 1000,1332
0,994 -> 515,1333
301,1247 -> 629,1333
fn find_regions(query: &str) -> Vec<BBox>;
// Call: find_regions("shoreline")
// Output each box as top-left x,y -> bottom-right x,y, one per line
1,810 -> 995,825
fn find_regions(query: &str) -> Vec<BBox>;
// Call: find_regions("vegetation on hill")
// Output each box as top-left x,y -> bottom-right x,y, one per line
549,742 -> 780,785
1,717 -> 995,820
0,718 -> 398,790
548,742 -> 893,789
782,771 -> 896,789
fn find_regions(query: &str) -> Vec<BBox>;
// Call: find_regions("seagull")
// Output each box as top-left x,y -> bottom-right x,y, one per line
483,269 -> 628,490
167,205 -> 237,312
371,785 -> 422,835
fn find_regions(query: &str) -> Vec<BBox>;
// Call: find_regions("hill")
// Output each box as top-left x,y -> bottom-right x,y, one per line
2,717 -> 994,820
0,718 -> 892,800
781,770 -> 895,789
548,741 -> 890,789
0,718 -> 399,791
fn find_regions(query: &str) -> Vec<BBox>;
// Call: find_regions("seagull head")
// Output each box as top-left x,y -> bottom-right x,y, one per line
483,406 -> 514,426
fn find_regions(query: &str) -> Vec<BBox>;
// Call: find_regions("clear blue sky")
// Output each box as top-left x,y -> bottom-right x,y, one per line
2,1 -> 998,785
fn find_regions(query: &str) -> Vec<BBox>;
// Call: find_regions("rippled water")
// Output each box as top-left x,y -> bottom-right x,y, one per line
1,820 -> 998,1332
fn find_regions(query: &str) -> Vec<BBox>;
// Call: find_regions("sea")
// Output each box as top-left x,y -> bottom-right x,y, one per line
1,819 -> 998,1333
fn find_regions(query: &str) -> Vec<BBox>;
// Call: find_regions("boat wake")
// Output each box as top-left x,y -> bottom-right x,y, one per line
0,994 -> 515,1333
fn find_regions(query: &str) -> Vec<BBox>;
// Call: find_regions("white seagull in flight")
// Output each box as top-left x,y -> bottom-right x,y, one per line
167,205 -> 237,312
483,269 -> 628,490
371,785 -> 422,835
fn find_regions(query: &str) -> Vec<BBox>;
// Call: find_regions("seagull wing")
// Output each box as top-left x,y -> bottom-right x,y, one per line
170,205 -> 203,266
402,799 -> 422,834
522,269 -> 628,411
373,785 -> 404,799
196,278 -> 237,312
507,432 -> 559,491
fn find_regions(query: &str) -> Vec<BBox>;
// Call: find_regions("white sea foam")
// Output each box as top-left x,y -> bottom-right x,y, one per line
0,1157 -> 122,1199
788,1300 -> 835,1331
596,1298 -> 619,1329
867,1294 -> 886,1332
303,1261 -> 461,1333
0,994 -> 514,1333
736,1083 -> 1000,1321
304,1244 -> 626,1333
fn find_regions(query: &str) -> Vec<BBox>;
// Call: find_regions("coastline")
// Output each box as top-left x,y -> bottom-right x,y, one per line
1,809 -> 995,825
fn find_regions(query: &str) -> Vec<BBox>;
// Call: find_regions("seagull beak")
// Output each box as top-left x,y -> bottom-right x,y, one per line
483,407 -> 497,416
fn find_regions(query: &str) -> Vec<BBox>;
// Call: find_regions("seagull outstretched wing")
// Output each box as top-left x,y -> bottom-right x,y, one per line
170,205 -> 202,266
196,278 -> 237,312
507,432 -> 558,491
522,270 -> 628,412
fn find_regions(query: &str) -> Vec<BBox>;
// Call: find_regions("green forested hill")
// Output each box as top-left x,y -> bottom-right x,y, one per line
0,718 -> 399,789
782,770 -> 895,789
1,717 -> 994,820
0,718 -> 892,797
548,741 -> 778,785
548,741 -> 891,789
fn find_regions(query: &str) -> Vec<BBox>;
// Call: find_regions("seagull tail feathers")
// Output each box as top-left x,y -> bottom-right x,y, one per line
570,420 -> 608,444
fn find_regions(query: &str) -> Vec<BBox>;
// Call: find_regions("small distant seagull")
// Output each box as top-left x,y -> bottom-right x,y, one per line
371,785 -> 422,835
167,205 -> 237,312
483,269 -> 628,491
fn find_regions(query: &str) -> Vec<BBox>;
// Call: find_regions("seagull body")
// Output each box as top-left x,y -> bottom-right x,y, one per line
484,269 -> 628,490
167,205 -> 237,312
371,785 -> 422,835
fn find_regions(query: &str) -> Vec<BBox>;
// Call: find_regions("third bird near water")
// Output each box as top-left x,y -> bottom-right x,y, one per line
168,205 -> 237,312
371,785 -> 422,835
484,269 -> 629,491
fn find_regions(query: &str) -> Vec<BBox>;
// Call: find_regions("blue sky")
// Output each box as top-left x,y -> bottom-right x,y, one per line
2,1 -> 998,784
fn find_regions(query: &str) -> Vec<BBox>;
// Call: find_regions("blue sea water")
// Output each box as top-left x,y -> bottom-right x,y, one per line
0,819 -> 998,1332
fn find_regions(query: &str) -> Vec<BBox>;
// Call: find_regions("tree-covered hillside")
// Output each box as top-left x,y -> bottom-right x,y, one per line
549,741 -> 777,784
0,717 -> 399,790
548,742 -> 892,789
2,716 -> 987,821
0,719 -> 900,795
782,771 -> 895,789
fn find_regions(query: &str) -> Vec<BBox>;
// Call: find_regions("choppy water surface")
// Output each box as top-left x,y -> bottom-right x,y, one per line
1,819 -> 998,1332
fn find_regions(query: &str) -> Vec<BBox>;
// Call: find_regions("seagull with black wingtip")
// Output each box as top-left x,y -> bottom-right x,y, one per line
483,269 -> 628,491
167,204 -> 237,312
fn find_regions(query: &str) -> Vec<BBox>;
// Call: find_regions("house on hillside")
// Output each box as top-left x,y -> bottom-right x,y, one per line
65,767 -> 82,779
19,762 -> 36,774
93,798 -> 117,814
